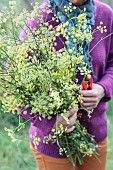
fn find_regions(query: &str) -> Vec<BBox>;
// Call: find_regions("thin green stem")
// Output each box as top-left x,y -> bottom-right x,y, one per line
64,132 -> 76,167
10,12 -> 18,46
89,32 -> 113,54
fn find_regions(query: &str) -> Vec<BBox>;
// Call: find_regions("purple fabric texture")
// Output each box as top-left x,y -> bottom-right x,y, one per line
19,0 -> 113,158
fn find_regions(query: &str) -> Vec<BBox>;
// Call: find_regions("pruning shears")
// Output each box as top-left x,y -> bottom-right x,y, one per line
82,75 -> 93,90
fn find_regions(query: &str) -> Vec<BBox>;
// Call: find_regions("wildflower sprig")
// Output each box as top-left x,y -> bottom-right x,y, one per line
58,120 -> 98,166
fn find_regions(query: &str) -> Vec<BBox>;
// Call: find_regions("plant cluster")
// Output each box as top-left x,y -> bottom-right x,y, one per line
40,118 -> 98,166
0,1 -> 88,118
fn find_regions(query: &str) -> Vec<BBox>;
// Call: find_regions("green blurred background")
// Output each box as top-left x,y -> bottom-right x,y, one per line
0,0 -> 113,170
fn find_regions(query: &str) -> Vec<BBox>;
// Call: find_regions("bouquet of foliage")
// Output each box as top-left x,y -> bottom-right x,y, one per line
0,0 -> 103,166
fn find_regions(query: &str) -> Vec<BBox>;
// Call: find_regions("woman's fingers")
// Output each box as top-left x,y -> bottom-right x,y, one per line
82,107 -> 94,111
64,112 -> 77,133
67,108 -> 78,117
53,108 -> 78,131
81,102 -> 96,107
80,102 -> 97,111
80,96 -> 98,110
56,115 -> 67,126
59,111 -> 77,127
79,89 -> 96,97
82,97 -> 98,103
69,112 -> 77,126
66,126 -> 75,133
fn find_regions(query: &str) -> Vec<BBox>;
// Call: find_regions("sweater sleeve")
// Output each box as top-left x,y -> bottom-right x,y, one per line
20,107 -> 56,136
97,22 -> 113,102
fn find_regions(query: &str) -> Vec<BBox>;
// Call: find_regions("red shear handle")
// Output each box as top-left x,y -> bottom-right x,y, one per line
82,76 -> 93,90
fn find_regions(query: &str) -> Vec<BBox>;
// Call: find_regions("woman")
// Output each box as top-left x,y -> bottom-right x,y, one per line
20,0 -> 113,170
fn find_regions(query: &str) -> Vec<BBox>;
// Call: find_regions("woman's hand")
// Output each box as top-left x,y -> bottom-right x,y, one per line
53,108 -> 78,133
79,83 -> 105,111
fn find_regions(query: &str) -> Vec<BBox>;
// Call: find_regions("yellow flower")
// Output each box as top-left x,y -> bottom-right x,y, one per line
100,29 -> 104,33
64,21 -> 69,27
104,29 -> 107,33
56,24 -> 62,32
56,32 -> 60,37
61,27 -> 65,35
3,18 -> 7,23
53,37 -> 56,41
84,8 -> 86,12
73,6 -> 76,10
1,29 -> 5,33
54,42 -> 57,46
100,21 -> 103,25
48,25 -> 53,30
78,13 -> 86,21
52,17 -> 55,21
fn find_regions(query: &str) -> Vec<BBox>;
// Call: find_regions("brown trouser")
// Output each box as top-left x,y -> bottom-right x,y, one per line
31,138 -> 108,170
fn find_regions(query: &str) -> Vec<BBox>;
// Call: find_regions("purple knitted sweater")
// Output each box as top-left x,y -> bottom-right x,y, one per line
20,0 -> 113,158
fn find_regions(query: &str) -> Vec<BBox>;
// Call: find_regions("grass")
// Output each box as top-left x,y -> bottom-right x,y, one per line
107,115 -> 113,170
0,118 -> 36,170
0,132 -> 36,170
0,105 -> 36,170
0,103 -> 113,170
106,99 -> 113,170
